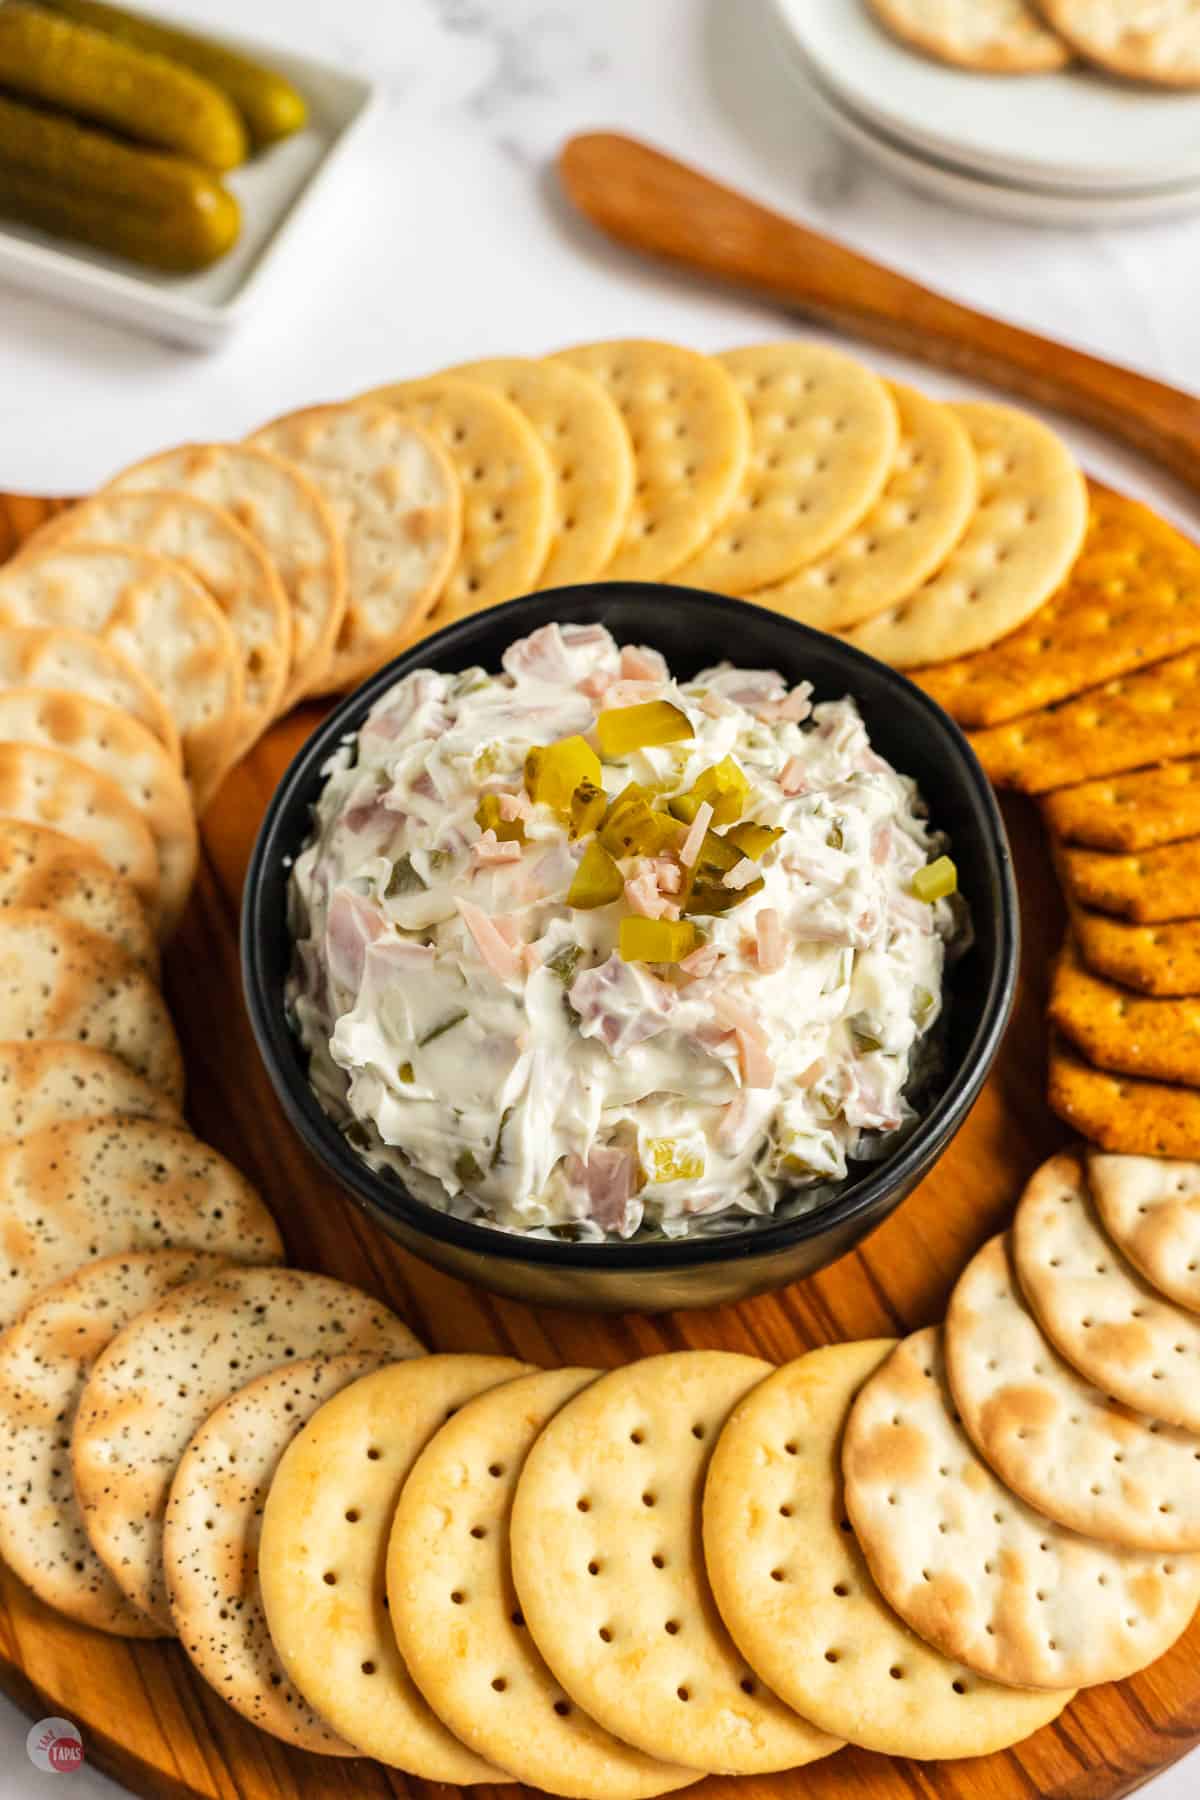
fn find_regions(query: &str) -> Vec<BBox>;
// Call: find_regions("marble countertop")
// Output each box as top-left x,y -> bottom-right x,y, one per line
1,0 -> 1197,1793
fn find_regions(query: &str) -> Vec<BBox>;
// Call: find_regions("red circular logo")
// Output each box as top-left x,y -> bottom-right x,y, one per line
26,1717 -> 85,1774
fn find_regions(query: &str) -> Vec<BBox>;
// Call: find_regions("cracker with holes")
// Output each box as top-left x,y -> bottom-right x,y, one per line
73,1268 -> 422,1632
0,821 -> 157,973
843,1326 -> 1200,1689
510,1351 -> 839,1775
0,691 -> 196,937
668,343 -> 898,594
34,489 -> 292,757
1050,936 -> 1200,1087
1044,758 -> 1200,853
751,383 -> 976,630
551,342 -> 751,581
0,1041 -> 178,1139
1013,1149 -> 1200,1431
1089,1150 -> 1200,1315
866,0 -> 1070,70
0,625 -> 181,766
0,544 -> 242,811
0,743 -> 159,913
0,1249 -> 230,1636
947,1233 -> 1200,1551
107,442 -> 345,709
0,1116 -> 280,1328
973,648 -> 1200,793
258,1355 -> 528,1779
0,912 -> 182,1105
164,1352 -> 397,1752
1040,0 -> 1200,86
1056,831 -> 1200,925
915,489 -> 1200,726
363,376 -> 554,626
841,402 -> 1088,669
450,356 -> 636,587
389,1366 -> 697,1799
703,1340 -> 1072,1758
249,403 -> 460,693
1049,1034 -> 1200,1158
1070,902 -> 1200,997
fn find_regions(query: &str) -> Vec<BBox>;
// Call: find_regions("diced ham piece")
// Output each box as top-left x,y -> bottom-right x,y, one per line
678,941 -> 720,978
520,944 -> 542,976
722,857 -> 761,891
599,679 -> 668,709
569,955 -> 676,1054
780,757 -> 808,796
680,801 -> 714,868
755,907 -> 785,973
490,915 -> 520,946
646,857 -> 682,895
565,1146 -> 639,1233
624,873 -> 676,920
473,829 -> 522,868
718,1090 -> 755,1151
754,685 -> 813,725
872,825 -> 892,866
455,897 -> 520,981
579,670 -> 615,700
497,791 -> 532,823
795,1058 -> 823,1088
324,888 -> 387,996
700,690 -> 735,719
502,623 -> 575,687
620,644 -> 669,682
710,993 -> 775,1089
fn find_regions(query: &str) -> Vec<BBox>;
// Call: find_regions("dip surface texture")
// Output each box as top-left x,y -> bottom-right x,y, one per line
288,624 -> 962,1240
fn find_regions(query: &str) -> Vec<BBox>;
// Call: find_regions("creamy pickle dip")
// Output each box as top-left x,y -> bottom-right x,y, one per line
287,623 -> 966,1241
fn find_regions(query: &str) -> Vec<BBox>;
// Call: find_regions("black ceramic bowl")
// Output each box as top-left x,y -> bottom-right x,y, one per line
242,583 -> 1018,1313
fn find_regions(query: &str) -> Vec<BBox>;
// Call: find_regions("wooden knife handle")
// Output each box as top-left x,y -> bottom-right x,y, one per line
560,131 -> 1200,495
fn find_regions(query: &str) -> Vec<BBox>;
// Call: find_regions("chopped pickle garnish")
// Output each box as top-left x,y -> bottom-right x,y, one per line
419,1010 -> 468,1047
525,736 -> 602,813
678,827 -> 765,915
646,1137 -> 706,1182
598,783 -> 681,858
491,1105 -> 514,1168
683,874 -> 764,915
911,855 -> 958,903
724,821 -> 782,860
596,700 -> 693,757
386,854 -> 426,897
851,1024 -> 883,1054
913,985 -> 936,1022
826,821 -> 845,851
567,840 -> 624,909
618,916 -> 699,963
668,756 -> 749,828
454,1149 -> 483,1185
546,942 -> 582,983
569,778 -> 607,840
475,793 -> 526,842
399,1061 -> 414,1083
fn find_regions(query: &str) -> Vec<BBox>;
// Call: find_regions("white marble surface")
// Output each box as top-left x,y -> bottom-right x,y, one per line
1,0 -> 1198,1794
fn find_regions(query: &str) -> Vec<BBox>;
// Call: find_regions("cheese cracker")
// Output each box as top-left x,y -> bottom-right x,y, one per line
916,489 -> 1200,726
449,356 -> 636,587
250,402 -> 460,692
866,0 -> 1070,70
510,1351 -> 839,1775
1049,1034 -> 1200,1158
670,343 -> 898,593
750,383 -> 976,630
1071,903 -> 1200,997
551,341 -> 750,581
1044,758 -> 1200,852
1050,934 -> 1200,1087
1056,831 -> 1200,924
842,1326 -> 1200,1689
363,375 -> 554,626
841,402 -> 1088,669
703,1340 -> 1072,1757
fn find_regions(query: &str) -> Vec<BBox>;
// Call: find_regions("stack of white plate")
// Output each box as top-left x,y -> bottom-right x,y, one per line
770,0 -> 1200,227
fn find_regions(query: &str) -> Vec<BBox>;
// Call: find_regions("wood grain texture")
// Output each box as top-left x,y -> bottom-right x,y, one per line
558,133 -> 1200,496
0,494 -> 1197,1800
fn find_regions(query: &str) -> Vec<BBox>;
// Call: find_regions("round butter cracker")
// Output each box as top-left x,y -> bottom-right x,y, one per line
510,1350 -> 839,1775
0,1040 -> 178,1140
551,341 -> 751,581
1040,0 -> 1200,86
0,742 -> 159,916
704,1340 -> 1073,1757
843,1326 -> 1200,1689
841,401 -> 1088,669
672,343 -> 899,594
866,0 -> 1071,70
0,625 -> 180,767
259,1354 -> 530,1780
0,820 -> 157,974
389,1366 -> 698,1798
1090,1149 -> 1200,1314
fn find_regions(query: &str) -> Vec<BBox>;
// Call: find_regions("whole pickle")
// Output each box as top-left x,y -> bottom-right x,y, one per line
0,94 -> 241,272
35,0 -> 309,149
0,4 -> 247,171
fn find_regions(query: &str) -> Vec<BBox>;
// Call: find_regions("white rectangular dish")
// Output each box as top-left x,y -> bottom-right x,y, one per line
0,15 -> 376,349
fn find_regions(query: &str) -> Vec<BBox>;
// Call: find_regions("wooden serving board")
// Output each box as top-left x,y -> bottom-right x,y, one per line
0,493 -> 1197,1800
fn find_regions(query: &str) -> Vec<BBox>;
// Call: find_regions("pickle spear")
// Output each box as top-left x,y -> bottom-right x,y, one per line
0,4 -> 247,171
34,0 -> 309,149
0,94 -> 241,272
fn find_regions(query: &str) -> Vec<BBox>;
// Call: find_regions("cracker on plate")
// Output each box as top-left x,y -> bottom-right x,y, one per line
703,1339 -> 1073,1757
0,820 -> 157,974
258,1354 -> 528,1780
0,1115 -> 280,1328
0,742 -> 160,915
1039,0 -> 1200,87
866,0 -> 1070,71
